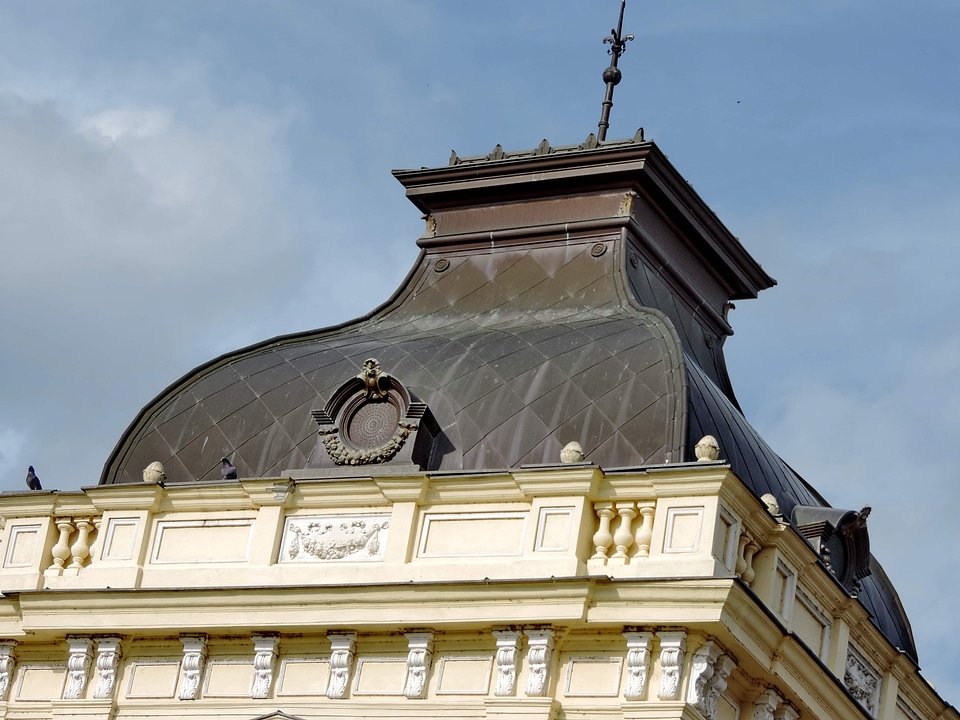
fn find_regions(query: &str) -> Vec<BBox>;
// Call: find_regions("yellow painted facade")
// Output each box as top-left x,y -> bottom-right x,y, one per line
0,462 -> 953,720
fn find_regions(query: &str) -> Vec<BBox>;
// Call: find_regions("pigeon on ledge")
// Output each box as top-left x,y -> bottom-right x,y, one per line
25,466 -> 42,491
220,457 -> 238,480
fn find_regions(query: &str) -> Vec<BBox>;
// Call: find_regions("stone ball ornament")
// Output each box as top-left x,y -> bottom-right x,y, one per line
760,493 -> 781,517
560,441 -> 585,464
142,461 -> 166,484
694,435 -> 720,462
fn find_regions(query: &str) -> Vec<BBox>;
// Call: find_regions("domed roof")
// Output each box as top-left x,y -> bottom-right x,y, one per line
102,262 -> 687,482
100,135 -> 916,660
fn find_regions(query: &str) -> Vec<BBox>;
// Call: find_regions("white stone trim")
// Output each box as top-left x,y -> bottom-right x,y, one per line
201,658 -> 254,698
562,656 -> 622,697
663,507 -> 704,553
434,655 -> 493,695
124,660 -> 180,699
275,657 -> 329,697
418,511 -> 528,558
13,662 -> 67,702
4,524 -> 42,568
795,586 -> 832,659
534,506 -> 574,552
151,519 -> 254,564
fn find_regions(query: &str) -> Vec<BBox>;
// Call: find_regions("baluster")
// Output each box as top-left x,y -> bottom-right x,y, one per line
635,503 -> 655,557
742,541 -> 760,586
611,502 -> 637,562
590,503 -> 616,562
51,519 -> 75,571
69,518 -> 94,570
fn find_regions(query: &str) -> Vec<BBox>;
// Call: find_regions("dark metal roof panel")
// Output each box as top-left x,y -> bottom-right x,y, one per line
105,314 -> 686,485
686,357 -> 917,660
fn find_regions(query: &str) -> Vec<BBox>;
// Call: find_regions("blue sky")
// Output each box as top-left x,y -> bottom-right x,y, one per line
1,0 -> 959,701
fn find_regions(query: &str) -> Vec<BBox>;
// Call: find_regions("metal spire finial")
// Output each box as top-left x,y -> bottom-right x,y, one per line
596,0 -> 634,142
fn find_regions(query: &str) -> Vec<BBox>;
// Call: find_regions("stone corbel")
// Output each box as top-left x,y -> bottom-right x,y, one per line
492,629 -> 521,697
622,629 -> 653,701
774,703 -> 800,720
0,641 -> 16,701
64,636 -> 94,700
251,634 -> 279,699
655,630 -> 687,701
523,628 -> 555,697
686,640 -> 722,710
752,687 -> 784,720
403,632 -> 434,699
326,632 -> 357,700
178,635 -> 208,701
92,637 -> 122,700
704,654 -> 737,720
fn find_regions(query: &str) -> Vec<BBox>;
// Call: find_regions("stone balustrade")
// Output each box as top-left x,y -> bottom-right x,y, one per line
0,462 -> 952,720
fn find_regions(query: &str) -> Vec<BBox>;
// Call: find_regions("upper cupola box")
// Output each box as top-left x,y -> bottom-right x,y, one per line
395,133 -> 775,401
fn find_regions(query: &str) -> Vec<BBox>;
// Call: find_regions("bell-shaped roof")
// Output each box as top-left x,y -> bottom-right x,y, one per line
100,134 -> 915,661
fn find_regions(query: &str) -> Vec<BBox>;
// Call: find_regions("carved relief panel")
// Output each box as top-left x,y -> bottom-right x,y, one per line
845,645 -> 881,716
280,514 -> 390,563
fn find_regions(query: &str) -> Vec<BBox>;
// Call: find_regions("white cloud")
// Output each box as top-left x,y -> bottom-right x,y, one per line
81,107 -> 172,141
0,92 -> 313,491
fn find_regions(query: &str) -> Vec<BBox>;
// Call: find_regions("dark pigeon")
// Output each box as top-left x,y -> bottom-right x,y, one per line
220,457 -> 238,480
25,466 -> 41,490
